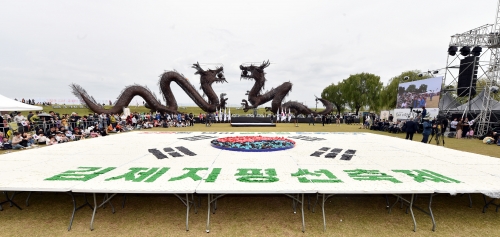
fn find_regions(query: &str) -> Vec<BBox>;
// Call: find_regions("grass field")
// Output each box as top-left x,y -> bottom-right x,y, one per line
1,123 -> 499,236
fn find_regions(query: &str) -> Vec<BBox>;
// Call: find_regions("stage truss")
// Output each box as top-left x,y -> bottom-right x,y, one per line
441,0 -> 500,136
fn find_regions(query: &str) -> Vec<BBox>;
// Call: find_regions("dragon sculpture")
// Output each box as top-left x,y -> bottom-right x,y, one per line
240,60 -> 333,115
71,63 -> 227,114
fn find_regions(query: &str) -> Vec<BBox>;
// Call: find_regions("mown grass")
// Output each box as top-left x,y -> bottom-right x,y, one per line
1,123 -> 499,236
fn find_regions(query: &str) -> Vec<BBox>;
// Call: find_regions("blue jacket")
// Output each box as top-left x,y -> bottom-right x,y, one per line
422,120 -> 432,135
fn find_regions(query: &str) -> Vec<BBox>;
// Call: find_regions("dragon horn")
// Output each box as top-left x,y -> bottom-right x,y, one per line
192,62 -> 205,75
260,60 -> 270,69
192,62 -> 203,70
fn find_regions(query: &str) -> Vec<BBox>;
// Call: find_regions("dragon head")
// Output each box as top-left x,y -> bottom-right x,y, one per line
192,62 -> 227,84
239,60 -> 270,81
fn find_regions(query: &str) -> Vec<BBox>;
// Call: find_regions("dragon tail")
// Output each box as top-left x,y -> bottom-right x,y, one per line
70,83 -> 179,114
281,98 -> 334,116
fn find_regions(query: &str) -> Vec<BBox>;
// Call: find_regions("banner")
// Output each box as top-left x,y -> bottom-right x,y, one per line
395,77 -> 442,120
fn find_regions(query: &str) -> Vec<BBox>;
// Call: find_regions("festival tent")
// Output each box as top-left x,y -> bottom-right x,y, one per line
0,93 -> 43,111
450,90 -> 500,111
439,92 -> 462,111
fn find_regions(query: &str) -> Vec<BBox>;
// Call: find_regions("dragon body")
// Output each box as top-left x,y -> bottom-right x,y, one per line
71,63 -> 227,114
240,60 -> 333,116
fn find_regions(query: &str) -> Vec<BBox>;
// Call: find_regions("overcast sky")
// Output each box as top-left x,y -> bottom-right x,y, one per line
0,0 -> 497,109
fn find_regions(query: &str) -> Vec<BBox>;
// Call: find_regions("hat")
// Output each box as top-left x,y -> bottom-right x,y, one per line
423,114 -> 431,120
74,127 -> 80,130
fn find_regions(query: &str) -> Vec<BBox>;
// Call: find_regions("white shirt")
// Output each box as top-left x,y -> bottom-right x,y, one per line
14,115 -> 25,123
450,121 -> 458,129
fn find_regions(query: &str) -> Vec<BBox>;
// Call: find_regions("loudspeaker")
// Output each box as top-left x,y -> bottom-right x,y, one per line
457,56 -> 479,97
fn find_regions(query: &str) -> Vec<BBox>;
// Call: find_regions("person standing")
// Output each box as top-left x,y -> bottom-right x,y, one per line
404,117 -> 418,140
420,106 -> 427,122
322,114 -> 326,126
189,113 -> 194,126
308,113 -> 315,126
421,115 -> 432,143
450,118 -> 458,132
456,118 -> 464,139
462,118 -> 470,139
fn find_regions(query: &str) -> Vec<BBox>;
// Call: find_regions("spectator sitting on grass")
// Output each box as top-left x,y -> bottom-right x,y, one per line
73,127 -> 84,140
12,132 -> 29,149
45,126 -> 56,138
56,132 -> 69,143
1,137 -> 13,149
34,131 -> 48,145
46,136 -> 58,145
90,127 -> 100,138
22,132 -> 35,147
64,130 -> 75,141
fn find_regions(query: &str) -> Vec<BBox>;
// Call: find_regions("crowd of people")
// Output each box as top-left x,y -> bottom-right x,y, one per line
1,107 -> 492,151
14,98 -> 53,106
0,110 -> 231,150
363,112 -> 482,144
396,92 -> 435,109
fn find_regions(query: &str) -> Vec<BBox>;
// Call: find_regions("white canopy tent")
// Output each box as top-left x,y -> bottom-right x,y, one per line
0,93 -> 43,111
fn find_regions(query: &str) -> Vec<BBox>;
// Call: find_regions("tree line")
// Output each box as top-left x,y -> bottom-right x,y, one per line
320,70 -> 499,116
321,71 -> 432,115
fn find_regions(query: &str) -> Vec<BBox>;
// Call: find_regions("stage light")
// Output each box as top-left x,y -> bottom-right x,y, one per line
460,46 -> 471,56
418,73 -> 423,77
448,46 -> 458,56
472,46 -> 482,56
403,76 -> 409,80
433,70 -> 439,74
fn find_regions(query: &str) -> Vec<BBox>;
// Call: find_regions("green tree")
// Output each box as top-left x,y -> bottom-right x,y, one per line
418,84 -> 428,93
340,72 -> 383,114
406,84 -> 417,93
321,82 -> 346,115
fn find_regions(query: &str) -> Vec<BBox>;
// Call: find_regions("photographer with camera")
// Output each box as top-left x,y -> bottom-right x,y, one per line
421,114 -> 432,143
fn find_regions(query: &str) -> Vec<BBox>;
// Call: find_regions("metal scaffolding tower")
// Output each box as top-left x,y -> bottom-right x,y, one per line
443,0 -> 500,136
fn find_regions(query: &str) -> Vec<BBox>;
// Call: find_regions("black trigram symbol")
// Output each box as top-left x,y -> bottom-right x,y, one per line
310,148 -> 356,160
288,135 -> 326,141
178,135 -> 217,141
148,146 -> 197,159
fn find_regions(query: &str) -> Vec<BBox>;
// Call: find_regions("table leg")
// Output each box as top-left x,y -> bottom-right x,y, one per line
0,191 -> 22,210
186,193 -> 190,231
90,193 -> 97,231
301,193 -> 305,233
206,194 -> 211,233
428,194 -> 436,231
322,194 -> 327,231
